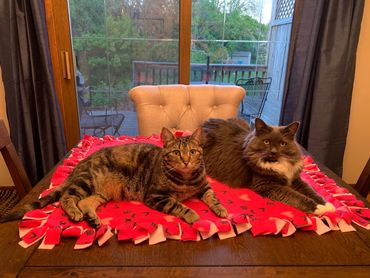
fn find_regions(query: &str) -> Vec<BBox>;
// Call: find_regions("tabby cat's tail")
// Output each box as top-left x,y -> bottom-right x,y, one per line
0,183 -> 66,223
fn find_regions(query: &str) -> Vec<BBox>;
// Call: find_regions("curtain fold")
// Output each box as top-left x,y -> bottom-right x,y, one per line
0,0 -> 67,185
280,0 -> 364,175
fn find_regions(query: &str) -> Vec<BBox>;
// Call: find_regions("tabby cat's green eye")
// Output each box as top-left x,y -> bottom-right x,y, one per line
263,139 -> 270,145
190,149 -> 196,155
173,150 -> 181,155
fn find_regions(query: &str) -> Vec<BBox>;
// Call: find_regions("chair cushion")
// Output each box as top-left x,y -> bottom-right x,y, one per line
129,84 -> 245,136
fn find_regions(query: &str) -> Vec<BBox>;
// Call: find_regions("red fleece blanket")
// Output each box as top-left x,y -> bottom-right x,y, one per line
17,133 -> 370,249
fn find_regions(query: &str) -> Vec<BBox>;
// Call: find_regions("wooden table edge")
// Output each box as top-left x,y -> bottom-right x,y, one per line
17,265 -> 370,278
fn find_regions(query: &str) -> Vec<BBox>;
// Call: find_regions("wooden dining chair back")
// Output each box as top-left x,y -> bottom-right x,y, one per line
0,120 -> 32,198
353,157 -> 370,198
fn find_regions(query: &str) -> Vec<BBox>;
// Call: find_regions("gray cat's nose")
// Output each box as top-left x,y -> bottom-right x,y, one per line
270,147 -> 277,153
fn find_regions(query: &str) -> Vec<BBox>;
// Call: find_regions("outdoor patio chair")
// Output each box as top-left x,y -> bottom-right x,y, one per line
128,84 -> 245,136
77,87 -> 125,137
236,77 -> 272,124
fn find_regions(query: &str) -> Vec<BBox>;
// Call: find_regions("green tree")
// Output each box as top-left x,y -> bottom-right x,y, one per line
69,0 -> 269,97
191,0 -> 269,64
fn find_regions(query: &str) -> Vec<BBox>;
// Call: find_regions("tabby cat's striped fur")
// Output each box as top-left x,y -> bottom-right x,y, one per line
1,128 -> 227,227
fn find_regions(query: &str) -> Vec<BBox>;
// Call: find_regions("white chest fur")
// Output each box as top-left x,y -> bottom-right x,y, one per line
258,158 -> 303,184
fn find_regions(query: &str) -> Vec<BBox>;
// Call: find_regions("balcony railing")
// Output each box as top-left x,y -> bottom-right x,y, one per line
132,61 -> 267,86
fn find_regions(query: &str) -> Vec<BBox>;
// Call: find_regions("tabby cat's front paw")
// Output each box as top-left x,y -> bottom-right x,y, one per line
86,214 -> 101,228
67,209 -> 84,222
182,209 -> 200,224
212,204 -> 228,218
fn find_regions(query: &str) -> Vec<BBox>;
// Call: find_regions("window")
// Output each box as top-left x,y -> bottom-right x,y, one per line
51,0 -> 294,141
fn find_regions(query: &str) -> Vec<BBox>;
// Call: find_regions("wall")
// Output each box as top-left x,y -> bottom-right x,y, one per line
0,67 -> 14,186
342,1 -> 370,184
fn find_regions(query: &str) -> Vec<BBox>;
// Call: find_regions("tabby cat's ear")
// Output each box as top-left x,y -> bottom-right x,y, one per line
161,127 -> 175,146
190,128 -> 202,144
254,118 -> 271,135
283,121 -> 300,138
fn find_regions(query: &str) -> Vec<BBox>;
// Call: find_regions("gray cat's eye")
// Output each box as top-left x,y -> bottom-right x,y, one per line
263,139 -> 270,145
280,141 -> 287,147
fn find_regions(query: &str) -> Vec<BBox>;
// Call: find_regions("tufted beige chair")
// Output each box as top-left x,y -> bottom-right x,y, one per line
128,84 -> 245,136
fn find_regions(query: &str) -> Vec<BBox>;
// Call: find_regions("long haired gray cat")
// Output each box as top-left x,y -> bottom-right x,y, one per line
201,118 -> 335,215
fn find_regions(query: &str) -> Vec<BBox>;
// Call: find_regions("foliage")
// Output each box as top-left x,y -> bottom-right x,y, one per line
191,0 -> 269,64
69,0 -> 269,98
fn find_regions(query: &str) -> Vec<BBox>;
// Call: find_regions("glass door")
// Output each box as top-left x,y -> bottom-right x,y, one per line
68,0 -> 180,137
190,0 -> 295,125
46,0 -> 293,144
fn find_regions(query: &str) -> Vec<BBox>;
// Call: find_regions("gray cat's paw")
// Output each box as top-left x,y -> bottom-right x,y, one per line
183,210 -> 200,224
314,203 -> 335,216
314,204 -> 326,215
212,204 -> 228,218
324,202 -> 336,212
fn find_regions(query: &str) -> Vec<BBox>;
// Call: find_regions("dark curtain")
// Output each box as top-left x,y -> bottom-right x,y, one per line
0,0 -> 67,185
280,0 -> 364,175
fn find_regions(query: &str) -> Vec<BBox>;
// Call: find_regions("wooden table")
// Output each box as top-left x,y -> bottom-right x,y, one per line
1,160 -> 370,278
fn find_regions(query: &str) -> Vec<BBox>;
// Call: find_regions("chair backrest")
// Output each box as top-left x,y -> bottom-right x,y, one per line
236,77 -> 272,120
0,120 -> 32,198
76,86 -> 92,118
354,157 -> 370,198
129,84 -> 245,136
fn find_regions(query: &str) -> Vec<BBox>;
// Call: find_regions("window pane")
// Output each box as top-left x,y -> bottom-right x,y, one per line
69,0 -> 180,137
191,0 -> 295,125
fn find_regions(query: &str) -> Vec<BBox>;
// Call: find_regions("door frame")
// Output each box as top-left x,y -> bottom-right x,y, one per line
44,0 -> 80,150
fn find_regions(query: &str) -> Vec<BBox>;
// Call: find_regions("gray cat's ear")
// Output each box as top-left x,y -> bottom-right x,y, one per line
254,118 -> 270,134
283,121 -> 300,137
161,127 -> 175,145
191,128 -> 202,144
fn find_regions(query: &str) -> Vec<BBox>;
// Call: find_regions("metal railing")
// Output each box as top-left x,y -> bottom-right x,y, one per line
132,61 -> 267,86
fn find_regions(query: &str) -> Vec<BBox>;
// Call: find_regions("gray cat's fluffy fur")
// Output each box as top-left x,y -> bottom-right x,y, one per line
201,118 -> 335,215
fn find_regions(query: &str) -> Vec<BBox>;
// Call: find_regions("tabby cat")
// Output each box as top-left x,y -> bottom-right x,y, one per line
1,127 -> 227,227
201,118 -> 335,215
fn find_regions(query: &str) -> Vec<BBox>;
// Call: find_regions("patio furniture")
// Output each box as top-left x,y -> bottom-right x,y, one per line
236,77 -> 272,124
128,84 -> 245,136
77,87 -> 125,137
